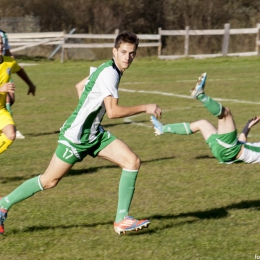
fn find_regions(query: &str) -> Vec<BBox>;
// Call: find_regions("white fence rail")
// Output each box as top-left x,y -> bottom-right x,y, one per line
8,32 -> 64,52
6,23 -> 260,61
159,23 -> 260,59
61,29 -> 161,62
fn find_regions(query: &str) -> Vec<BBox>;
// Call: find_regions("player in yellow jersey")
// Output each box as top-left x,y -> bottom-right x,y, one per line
0,29 -> 36,139
0,34 -> 36,154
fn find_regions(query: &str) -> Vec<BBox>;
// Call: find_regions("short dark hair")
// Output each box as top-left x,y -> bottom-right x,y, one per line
114,30 -> 139,50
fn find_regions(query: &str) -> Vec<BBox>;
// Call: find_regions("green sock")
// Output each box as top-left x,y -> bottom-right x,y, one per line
197,93 -> 222,116
162,122 -> 192,135
0,176 -> 43,210
115,169 -> 138,223
6,103 -> 12,116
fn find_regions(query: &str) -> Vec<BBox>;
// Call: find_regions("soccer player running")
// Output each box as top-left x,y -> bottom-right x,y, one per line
0,30 -> 162,235
0,34 -> 36,155
151,72 -> 260,164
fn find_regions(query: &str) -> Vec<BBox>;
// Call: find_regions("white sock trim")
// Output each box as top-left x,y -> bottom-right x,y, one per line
38,175 -> 44,191
215,104 -> 223,117
183,123 -> 189,135
123,168 -> 138,172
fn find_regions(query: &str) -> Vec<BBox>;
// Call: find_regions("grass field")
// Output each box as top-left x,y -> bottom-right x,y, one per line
1,56 -> 260,260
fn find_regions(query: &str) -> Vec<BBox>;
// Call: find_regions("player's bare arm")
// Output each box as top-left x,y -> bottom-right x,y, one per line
16,68 -> 36,96
104,95 -> 162,119
75,76 -> 89,99
238,116 -> 260,142
248,116 -> 260,128
0,82 -> 15,93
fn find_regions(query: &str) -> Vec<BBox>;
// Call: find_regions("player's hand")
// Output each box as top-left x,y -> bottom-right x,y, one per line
145,104 -> 162,119
0,82 -> 16,93
248,116 -> 260,129
28,83 -> 36,96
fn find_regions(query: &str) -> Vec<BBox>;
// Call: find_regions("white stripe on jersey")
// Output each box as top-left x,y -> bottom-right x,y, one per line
238,142 -> 260,164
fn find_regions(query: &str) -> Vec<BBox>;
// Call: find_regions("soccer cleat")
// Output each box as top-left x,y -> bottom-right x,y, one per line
190,72 -> 207,98
114,216 -> 150,235
0,206 -> 8,234
16,130 -> 25,139
150,116 -> 164,136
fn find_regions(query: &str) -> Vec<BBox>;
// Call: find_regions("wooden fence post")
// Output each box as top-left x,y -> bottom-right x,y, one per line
60,30 -> 66,63
256,23 -> 260,53
184,26 -> 189,56
61,47 -> 64,63
50,28 -> 75,60
158,27 -> 162,56
222,23 -> 230,56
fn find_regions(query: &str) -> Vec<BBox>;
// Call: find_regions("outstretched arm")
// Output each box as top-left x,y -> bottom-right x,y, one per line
104,96 -> 162,119
238,116 -> 260,142
16,68 -> 36,96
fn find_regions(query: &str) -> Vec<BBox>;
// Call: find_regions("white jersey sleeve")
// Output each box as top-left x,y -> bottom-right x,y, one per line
96,66 -> 119,99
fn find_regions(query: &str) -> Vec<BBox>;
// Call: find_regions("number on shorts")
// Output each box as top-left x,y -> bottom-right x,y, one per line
63,147 -> 74,159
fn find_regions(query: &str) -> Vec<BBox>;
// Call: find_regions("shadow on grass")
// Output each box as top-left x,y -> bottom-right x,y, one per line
0,175 -> 37,184
0,156 -> 175,183
6,199 -> 260,235
26,130 -> 60,137
67,156 -> 175,176
147,199 -> 260,232
195,155 -> 215,160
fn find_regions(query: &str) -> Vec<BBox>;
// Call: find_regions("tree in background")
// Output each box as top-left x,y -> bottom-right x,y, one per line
0,0 -> 259,57
0,0 -> 259,33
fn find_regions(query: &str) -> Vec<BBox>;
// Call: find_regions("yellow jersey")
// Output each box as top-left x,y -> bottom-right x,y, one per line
0,56 -> 21,109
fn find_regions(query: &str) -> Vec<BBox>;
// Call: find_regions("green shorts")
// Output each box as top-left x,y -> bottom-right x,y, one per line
55,130 -> 117,164
206,130 -> 242,163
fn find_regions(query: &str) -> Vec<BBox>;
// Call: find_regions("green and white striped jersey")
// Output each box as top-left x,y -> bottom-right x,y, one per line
60,59 -> 122,144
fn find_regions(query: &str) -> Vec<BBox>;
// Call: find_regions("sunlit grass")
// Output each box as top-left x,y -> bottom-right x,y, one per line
1,56 -> 260,259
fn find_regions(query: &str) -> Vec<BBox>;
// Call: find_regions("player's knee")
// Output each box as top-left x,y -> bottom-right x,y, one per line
196,119 -> 209,127
135,156 -> 141,169
6,131 -> 16,141
217,107 -> 233,120
221,107 -> 232,118
124,155 -> 141,170
198,119 -> 208,124
224,107 -> 231,115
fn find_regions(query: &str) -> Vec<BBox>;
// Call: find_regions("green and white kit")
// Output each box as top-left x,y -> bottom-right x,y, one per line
56,59 -> 121,164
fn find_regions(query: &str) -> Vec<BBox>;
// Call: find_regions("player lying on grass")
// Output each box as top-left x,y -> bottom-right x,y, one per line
151,72 -> 260,164
0,30 -> 162,235
0,34 -> 36,154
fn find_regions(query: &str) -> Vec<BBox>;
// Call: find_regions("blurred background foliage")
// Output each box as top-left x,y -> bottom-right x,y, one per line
1,0 -> 259,33
0,0 -> 259,59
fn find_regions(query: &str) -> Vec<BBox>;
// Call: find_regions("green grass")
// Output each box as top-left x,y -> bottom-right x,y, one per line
1,56 -> 260,259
